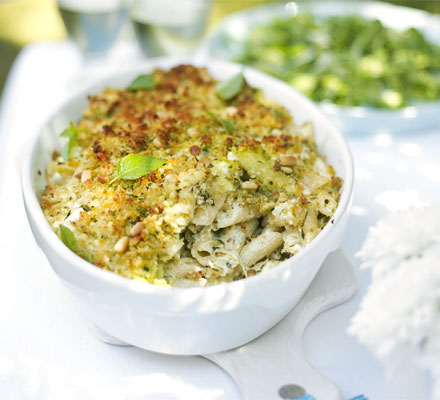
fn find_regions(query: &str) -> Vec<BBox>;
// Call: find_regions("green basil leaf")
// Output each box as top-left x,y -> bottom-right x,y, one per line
206,111 -> 235,134
60,122 -> 80,161
127,74 -> 156,91
59,224 -> 91,262
218,118 -> 235,134
110,154 -> 166,183
78,251 -> 91,262
216,71 -> 244,100
59,224 -> 77,252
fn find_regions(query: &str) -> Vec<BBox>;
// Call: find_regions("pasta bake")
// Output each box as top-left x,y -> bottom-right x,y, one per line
41,65 -> 342,287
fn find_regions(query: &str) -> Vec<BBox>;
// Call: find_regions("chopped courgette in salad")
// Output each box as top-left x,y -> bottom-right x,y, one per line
235,13 -> 440,109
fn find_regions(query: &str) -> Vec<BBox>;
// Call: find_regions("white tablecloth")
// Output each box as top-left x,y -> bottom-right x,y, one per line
0,40 -> 437,399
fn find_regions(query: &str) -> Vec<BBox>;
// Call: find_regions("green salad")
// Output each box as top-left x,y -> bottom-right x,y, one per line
235,13 -> 440,109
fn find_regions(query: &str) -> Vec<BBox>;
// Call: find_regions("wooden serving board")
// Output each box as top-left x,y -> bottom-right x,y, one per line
203,250 -> 357,400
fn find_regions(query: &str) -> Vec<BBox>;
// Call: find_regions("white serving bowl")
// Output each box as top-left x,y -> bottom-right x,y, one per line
22,58 -> 353,355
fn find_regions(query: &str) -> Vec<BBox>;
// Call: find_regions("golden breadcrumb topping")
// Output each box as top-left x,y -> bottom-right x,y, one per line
41,65 -> 342,287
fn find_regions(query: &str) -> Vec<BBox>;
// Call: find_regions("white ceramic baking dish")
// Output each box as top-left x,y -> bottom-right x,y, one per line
22,58 -> 354,355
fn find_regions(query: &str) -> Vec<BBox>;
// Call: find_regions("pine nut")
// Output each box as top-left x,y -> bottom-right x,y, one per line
156,111 -> 171,119
225,106 -> 237,117
187,127 -> 198,136
281,167 -> 293,174
53,172 -> 63,185
130,222 -> 145,237
97,174 -> 107,183
81,170 -> 92,182
153,138 -> 164,148
198,156 -> 211,166
279,155 -> 296,166
241,181 -> 258,190
165,174 -> 178,184
278,193 -> 288,202
114,236 -> 129,253
74,168 -> 83,179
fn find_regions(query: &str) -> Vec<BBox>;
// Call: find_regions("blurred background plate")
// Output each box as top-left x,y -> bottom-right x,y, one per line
196,1 -> 440,134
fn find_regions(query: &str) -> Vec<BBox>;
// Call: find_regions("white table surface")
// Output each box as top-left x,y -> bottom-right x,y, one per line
0,40 -> 437,400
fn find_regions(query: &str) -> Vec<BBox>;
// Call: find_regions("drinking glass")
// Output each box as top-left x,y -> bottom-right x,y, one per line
129,0 -> 213,57
58,0 -> 127,56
